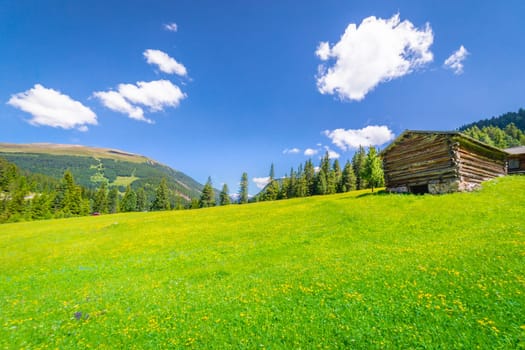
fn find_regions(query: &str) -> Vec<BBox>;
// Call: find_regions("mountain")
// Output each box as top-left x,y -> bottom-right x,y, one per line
0,143 -> 204,203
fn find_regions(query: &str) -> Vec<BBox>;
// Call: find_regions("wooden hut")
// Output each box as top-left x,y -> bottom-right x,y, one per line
505,146 -> 525,174
381,131 -> 507,194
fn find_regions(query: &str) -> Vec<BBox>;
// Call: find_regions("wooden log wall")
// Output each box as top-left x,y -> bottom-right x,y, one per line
454,143 -> 506,184
383,133 -> 457,188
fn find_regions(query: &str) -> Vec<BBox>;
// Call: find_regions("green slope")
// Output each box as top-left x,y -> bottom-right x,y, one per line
1,176 -> 524,348
0,142 -> 204,202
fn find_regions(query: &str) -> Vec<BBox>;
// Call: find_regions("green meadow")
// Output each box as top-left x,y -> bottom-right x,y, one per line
1,176 -> 524,349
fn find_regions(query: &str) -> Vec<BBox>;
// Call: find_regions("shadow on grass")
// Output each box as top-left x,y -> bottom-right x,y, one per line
356,190 -> 390,198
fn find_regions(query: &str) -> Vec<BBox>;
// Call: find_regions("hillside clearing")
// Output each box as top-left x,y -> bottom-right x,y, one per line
1,176 -> 524,348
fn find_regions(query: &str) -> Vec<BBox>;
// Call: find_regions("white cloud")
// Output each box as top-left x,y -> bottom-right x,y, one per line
117,80 -> 186,111
7,84 -> 97,131
304,148 -> 319,156
144,49 -> 187,76
444,45 -> 469,75
164,22 -> 178,32
323,125 -> 395,151
253,176 -> 270,189
283,147 -> 301,154
324,146 -> 340,159
316,13 -> 434,101
94,80 -> 186,122
93,90 -> 151,123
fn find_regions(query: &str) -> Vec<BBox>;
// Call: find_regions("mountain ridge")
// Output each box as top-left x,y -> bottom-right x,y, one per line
0,142 -> 204,204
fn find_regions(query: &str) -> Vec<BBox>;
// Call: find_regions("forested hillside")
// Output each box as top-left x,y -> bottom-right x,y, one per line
459,109 -> 525,148
0,157 -> 198,223
0,143 -> 204,203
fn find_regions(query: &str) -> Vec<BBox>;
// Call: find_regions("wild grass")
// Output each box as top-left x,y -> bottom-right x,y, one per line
1,176 -> 524,348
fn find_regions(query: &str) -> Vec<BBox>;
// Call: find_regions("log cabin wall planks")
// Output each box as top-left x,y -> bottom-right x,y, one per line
381,131 -> 508,194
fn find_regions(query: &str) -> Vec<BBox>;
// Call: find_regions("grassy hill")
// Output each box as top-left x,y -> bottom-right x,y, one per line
1,176 -> 524,348
0,143 -> 204,203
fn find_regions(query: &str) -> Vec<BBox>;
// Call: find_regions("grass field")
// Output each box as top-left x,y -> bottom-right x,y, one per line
1,176 -> 524,349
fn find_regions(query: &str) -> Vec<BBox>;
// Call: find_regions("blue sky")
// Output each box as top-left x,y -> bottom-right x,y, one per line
2,1 -> 525,194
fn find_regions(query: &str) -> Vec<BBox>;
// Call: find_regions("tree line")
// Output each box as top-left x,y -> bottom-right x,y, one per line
0,158 -> 191,223
462,123 -> 525,149
1,146 -> 385,223
253,146 -> 384,202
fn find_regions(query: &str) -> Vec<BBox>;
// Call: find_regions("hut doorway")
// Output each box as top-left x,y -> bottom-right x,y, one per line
409,184 -> 429,194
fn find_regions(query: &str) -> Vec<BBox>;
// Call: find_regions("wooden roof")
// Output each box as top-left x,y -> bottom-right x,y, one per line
505,146 -> 525,155
380,130 -> 509,157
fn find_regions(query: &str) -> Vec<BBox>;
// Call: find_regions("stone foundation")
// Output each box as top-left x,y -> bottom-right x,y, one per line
428,180 -> 460,194
387,179 -> 481,194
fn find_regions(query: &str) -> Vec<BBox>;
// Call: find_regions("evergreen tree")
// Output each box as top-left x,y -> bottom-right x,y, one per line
287,167 -> 296,198
314,168 -> 327,195
190,198 -> 200,209
278,177 -> 289,200
263,180 -> 279,201
7,176 -> 29,221
332,159 -> 343,192
326,169 -> 337,194
352,146 -> 367,190
304,160 -> 315,195
30,193 -> 52,220
151,178 -> 171,211
53,170 -> 83,217
199,177 -> 215,208
93,182 -> 108,213
107,187 -> 119,214
363,147 -> 384,192
219,183 -> 231,206
295,173 -> 308,197
320,152 -> 331,175
341,160 -> 356,192
239,172 -> 249,204
120,185 -> 137,212
136,187 -> 148,212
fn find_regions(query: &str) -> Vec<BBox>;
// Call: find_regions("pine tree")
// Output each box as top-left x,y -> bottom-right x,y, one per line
107,187 -> 119,214
295,173 -> 308,197
239,172 -> 248,204
30,193 -> 52,220
190,198 -> 200,209
278,177 -> 289,200
363,147 -> 384,192
93,182 -> 108,213
352,146 -> 368,190
287,167 -> 296,198
314,168 -> 327,195
219,183 -> 231,206
341,160 -> 356,192
332,159 -> 343,192
304,160 -> 315,195
136,187 -> 148,211
151,178 -> 171,211
120,185 -> 137,212
263,180 -> 279,201
326,169 -> 337,194
320,152 -> 331,175
199,177 -> 215,208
